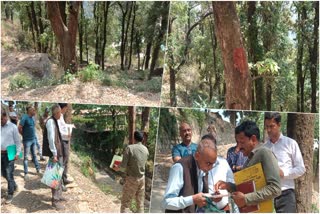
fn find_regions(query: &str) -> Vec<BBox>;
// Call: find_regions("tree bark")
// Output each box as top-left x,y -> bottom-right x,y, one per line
64,104 -> 73,124
47,2 -> 80,73
212,2 -> 252,110
144,42 -> 152,70
79,2 -> 84,64
128,106 -> 136,145
141,107 -> 150,145
148,1 -> 170,79
287,113 -> 315,213
101,2 -> 110,71
128,2 -> 136,70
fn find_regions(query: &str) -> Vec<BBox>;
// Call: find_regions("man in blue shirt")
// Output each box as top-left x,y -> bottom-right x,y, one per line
18,106 -> 41,181
172,122 -> 198,163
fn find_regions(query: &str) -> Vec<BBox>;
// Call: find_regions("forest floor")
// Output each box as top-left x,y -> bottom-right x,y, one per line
1,20 -> 161,107
1,152 -> 124,213
150,144 -> 320,213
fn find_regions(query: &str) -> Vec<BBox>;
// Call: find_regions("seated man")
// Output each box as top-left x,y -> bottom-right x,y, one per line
162,137 -> 217,212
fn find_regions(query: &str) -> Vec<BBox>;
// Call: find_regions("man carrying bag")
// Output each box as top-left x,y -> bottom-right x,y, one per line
42,104 -> 66,210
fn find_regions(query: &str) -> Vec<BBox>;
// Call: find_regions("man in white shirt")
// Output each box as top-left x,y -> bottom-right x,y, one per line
58,103 -> 74,188
264,112 -> 305,213
1,110 -> 21,204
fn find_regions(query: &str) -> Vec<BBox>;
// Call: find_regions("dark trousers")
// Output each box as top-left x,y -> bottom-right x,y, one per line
52,157 -> 63,202
274,189 -> 297,213
1,154 -> 17,195
61,140 -> 70,183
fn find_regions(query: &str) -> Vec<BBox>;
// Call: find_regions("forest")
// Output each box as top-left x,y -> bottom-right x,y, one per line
1,1 -> 169,106
161,1 -> 318,113
153,107 -> 319,213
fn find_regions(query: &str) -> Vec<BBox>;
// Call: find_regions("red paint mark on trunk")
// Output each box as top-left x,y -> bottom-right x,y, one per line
233,48 -> 248,76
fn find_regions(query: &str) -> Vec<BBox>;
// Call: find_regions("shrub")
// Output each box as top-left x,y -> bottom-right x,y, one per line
62,70 -> 76,84
135,77 -> 162,93
101,75 -> 113,86
9,73 -> 32,90
79,62 -> 102,82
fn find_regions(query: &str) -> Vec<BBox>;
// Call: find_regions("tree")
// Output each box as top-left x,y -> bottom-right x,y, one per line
212,2 -> 252,110
141,107 -> 150,144
47,1 -> 80,73
287,113 -> 315,212
128,106 -> 136,145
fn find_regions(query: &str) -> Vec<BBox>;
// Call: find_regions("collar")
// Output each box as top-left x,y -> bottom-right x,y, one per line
267,133 -> 284,144
1,120 -> 10,127
248,142 -> 264,159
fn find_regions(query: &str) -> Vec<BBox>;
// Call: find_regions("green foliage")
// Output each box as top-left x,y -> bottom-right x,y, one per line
80,155 -> 96,178
9,72 -> 32,90
135,77 -> 162,93
250,58 -> 280,76
2,42 -> 15,51
62,70 -> 76,84
79,62 -> 103,82
101,75 -> 113,86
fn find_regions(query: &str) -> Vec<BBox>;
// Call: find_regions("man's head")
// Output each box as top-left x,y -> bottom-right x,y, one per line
51,104 -> 61,120
179,122 -> 192,145
26,106 -> 35,117
44,107 -> 50,116
194,138 -> 217,173
1,110 -> 8,126
235,121 -> 260,157
134,131 -> 144,143
264,112 -> 281,142
58,103 -> 68,114
9,105 -> 14,112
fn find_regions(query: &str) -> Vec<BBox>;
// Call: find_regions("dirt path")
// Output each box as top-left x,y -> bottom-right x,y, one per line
1,152 -> 122,213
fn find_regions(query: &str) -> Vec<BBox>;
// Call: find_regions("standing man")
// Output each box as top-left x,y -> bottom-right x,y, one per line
58,103 -> 74,188
162,137 -> 217,212
172,122 -> 198,163
1,110 -> 21,204
115,131 -> 149,213
8,104 -> 18,125
18,106 -> 41,180
43,104 -> 65,210
226,141 -> 247,173
215,121 -> 281,209
264,112 -> 305,213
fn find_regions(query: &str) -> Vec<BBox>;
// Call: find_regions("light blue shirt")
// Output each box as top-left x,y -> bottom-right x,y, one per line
1,121 -> 21,155
162,158 -> 206,211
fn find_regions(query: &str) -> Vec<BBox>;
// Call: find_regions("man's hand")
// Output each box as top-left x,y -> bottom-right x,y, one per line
215,180 -> 231,192
212,191 -> 222,203
113,165 -> 120,171
14,155 -> 19,161
192,192 -> 207,208
279,168 -> 284,178
232,191 -> 246,208
52,156 -> 58,163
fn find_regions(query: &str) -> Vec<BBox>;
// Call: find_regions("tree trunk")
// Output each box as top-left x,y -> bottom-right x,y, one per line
47,2 -> 80,73
94,2 -> 101,66
141,107 -> 150,145
119,2 -> 130,70
124,3 -> 133,67
209,18 -> 217,101
128,2 -> 136,70
27,6 -> 37,52
136,32 -> 141,70
79,2 -> 84,64
168,18 -> 177,107
144,42 -> 152,70
128,106 -> 136,145
148,1 -> 170,79
64,104 -> 73,124
212,2 -> 252,110
101,2 -> 110,71
287,113 -> 315,213
310,2 -> 319,113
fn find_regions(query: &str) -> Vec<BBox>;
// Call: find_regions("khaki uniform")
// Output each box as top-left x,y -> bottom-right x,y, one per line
120,142 -> 149,213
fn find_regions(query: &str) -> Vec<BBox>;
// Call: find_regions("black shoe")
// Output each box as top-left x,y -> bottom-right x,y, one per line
5,195 -> 13,204
64,179 -> 73,185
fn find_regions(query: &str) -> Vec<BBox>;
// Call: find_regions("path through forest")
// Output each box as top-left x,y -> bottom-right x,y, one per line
1,152 -> 122,213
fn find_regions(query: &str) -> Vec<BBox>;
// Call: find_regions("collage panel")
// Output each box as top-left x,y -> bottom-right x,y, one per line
1,100 -> 159,212
161,1 -> 318,113
1,1 -> 170,107
150,107 -> 319,213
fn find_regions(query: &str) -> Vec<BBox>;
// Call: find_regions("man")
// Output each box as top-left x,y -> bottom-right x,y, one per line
8,104 -> 18,125
58,103 -> 74,188
215,121 -> 281,209
39,107 -> 50,130
116,131 -> 149,213
264,112 -> 305,213
226,141 -> 247,173
172,122 -> 198,162
43,104 -> 65,210
18,106 -> 41,180
1,110 -> 21,204
162,137 -> 217,212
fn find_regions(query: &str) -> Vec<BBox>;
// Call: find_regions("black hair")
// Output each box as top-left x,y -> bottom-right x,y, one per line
134,131 -> 144,142
235,120 -> 260,141
201,134 -> 217,144
58,103 -> 68,109
264,112 -> 281,124
26,106 -> 33,112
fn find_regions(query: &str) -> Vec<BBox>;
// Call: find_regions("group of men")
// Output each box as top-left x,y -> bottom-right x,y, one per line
163,112 -> 306,213
1,103 -> 74,210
